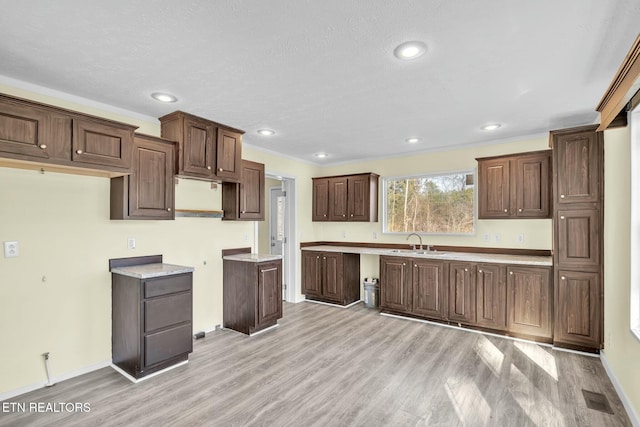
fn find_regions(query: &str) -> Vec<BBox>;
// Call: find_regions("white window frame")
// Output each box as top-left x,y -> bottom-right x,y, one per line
630,106 -> 640,342
382,169 -> 477,236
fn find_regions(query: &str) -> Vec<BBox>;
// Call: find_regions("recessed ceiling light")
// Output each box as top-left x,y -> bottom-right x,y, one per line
406,137 -> 421,143
257,129 -> 275,136
314,152 -> 329,159
393,41 -> 427,60
481,123 -> 502,131
151,92 -> 177,103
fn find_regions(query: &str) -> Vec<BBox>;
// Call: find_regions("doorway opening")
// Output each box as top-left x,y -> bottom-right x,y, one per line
256,173 -> 297,303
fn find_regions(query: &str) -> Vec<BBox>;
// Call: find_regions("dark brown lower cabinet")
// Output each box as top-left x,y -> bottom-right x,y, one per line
475,264 -> 507,331
111,271 -> 193,379
506,265 -> 553,339
413,259 -> 446,320
223,258 -> 283,335
380,256 -> 412,312
448,262 -> 475,324
554,270 -> 601,349
301,251 -> 360,305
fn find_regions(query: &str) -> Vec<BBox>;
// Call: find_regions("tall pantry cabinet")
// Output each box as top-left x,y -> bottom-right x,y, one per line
550,125 -> 604,351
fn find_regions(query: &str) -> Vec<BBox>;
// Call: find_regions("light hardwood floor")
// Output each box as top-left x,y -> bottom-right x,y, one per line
0,302 -> 632,426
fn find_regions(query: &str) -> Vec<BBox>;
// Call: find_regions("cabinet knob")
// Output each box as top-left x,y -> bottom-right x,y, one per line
167,208 -> 172,212
316,256 -> 320,259
560,216 -> 565,220
561,276 -> 566,280
478,269 -> 483,273
343,214 -> 346,217
510,271 -> 513,275
414,264 -> 417,268
464,268 -> 468,272
323,257 -> 326,259
207,166 -> 212,170
350,214 -> 354,217
241,210 -> 246,214
402,263 -> 406,266
518,208 -> 522,212
324,214 -> 327,217
76,149 -> 83,154
39,144 -> 47,149
504,209 -> 508,213
560,194 -> 565,199
219,168 -> 223,172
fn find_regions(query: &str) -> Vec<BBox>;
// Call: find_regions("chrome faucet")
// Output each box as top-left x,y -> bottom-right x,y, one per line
406,233 -> 423,251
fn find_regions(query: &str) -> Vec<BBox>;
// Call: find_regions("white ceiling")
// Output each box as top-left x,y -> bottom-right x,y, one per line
0,1 -> 638,165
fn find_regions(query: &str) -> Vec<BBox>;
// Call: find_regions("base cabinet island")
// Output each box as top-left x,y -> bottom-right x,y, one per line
223,252 -> 283,335
109,255 -> 194,380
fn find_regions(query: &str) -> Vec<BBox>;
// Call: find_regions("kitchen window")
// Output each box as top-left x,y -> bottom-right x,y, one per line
383,170 -> 476,235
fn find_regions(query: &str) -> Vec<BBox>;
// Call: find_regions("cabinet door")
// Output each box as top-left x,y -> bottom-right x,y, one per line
127,136 -> 175,219
348,175 -> 371,221
448,262 -> 475,324
239,160 -> 265,220
507,266 -> 552,339
321,252 -> 343,303
182,116 -> 215,178
478,157 -> 510,218
412,259 -> 445,319
515,152 -> 550,218
302,251 -> 322,298
312,178 -> 330,221
555,131 -> 600,204
380,256 -> 412,312
72,118 -> 133,170
554,270 -> 600,348
257,261 -> 283,327
476,264 -> 507,330
557,209 -> 599,267
216,128 -> 242,182
328,177 -> 348,221
0,100 -> 56,160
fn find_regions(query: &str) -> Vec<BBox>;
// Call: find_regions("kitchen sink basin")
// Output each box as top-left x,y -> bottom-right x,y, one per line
385,248 -> 449,257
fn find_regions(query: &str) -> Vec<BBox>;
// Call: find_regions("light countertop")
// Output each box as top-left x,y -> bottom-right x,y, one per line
110,263 -> 195,279
223,253 -> 283,263
301,245 -> 552,266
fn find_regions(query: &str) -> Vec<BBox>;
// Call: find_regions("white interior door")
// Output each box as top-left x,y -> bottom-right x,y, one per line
270,187 -> 285,257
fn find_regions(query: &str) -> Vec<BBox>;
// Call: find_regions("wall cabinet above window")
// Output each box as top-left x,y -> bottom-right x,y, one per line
159,111 -> 243,183
312,172 -> 379,222
477,150 -> 551,219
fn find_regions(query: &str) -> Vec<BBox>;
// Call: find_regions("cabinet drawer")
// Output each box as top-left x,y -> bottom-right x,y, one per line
144,273 -> 192,298
144,292 -> 192,332
144,323 -> 192,367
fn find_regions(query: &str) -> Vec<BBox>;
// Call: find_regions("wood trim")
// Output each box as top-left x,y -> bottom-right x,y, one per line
221,247 -> 252,257
158,110 -> 245,135
175,209 -> 224,218
596,34 -> 640,131
109,255 -> 163,270
312,172 -> 380,180
299,241 -> 551,257
475,149 -> 551,162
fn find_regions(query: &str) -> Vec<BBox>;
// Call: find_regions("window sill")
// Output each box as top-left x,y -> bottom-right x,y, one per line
632,328 -> 640,345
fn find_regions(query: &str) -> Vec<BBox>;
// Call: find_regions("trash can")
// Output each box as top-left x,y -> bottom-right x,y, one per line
363,278 -> 380,308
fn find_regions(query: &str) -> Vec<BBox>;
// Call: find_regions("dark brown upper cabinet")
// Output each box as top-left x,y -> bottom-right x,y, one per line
159,111 -> 243,183
222,160 -> 265,221
0,93 -> 136,176
312,172 -> 379,222
477,150 -> 551,219
110,134 -> 176,220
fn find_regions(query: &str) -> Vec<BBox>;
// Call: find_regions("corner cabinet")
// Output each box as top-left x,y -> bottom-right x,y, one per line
551,125 -> 604,351
477,150 -> 551,219
110,134 -> 176,220
302,251 -> 360,305
110,256 -> 194,380
222,160 -> 265,221
312,173 -> 379,222
223,255 -> 283,335
159,111 -> 243,182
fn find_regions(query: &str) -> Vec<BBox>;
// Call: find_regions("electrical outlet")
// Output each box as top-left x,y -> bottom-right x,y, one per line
4,241 -> 19,258
342,231 -> 347,239
517,233 -> 525,244
373,232 -> 378,240
494,234 -> 501,243
127,238 -> 136,250
483,234 -> 490,242
243,234 -> 249,242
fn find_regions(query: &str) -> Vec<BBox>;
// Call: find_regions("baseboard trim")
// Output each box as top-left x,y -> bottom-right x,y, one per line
304,299 -> 361,309
0,359 -> 111,401
600,351 -> 640,427
110,361 -> 188,384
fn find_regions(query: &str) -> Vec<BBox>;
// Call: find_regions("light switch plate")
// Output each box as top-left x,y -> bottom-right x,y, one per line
127,238 -> 136,250
4,241 -> 19,258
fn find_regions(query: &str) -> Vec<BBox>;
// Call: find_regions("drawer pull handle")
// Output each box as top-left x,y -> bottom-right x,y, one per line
39,144 -> 47,149
76,149 -> 83,154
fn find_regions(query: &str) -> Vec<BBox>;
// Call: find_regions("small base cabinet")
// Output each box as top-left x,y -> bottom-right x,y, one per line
223,255 -> 283,335
506,265 -> 553,340
110,256 -> 194,380
301,251 -> 360,306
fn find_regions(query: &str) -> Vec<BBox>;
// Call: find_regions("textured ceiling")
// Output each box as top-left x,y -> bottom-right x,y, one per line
0,0 -> 638,164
